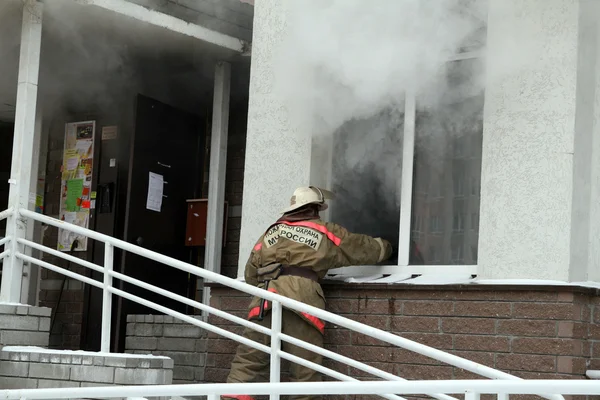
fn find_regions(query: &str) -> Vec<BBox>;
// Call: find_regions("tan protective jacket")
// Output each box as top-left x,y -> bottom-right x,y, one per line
245,218 -> 392,334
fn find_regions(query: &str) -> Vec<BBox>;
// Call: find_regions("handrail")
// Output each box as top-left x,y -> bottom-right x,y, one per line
13,208 -> 564,400
0,236 -> 11,248
0,207 -> 13,221
0,380 -> 598,400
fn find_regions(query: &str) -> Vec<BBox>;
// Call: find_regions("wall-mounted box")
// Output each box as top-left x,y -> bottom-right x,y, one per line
185,199 -> 228,247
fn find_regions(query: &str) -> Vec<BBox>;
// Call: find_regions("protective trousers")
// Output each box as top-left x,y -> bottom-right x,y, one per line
223,308 -> 324,400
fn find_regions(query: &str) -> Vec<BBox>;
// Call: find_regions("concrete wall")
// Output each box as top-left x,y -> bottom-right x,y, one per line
239,0 -> 313,276
241,0 -> 600,281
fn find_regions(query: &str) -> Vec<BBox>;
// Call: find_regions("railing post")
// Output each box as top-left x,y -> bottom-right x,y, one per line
101,243 -> 114,352
0,0 -> 43,303
270,301 -> 283,400
497,394 -> 509,400
465,391 -> 480,400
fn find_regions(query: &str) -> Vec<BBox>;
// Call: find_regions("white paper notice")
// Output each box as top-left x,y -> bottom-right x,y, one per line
66,157 -> 79,171
76,140 -> 92,156
146,172 -> 164,212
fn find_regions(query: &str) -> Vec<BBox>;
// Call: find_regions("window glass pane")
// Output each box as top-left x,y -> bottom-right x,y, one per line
410,58 -> 484,265
330,109 -> 403,265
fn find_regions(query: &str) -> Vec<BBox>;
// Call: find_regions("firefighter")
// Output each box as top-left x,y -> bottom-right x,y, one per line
223,186 -> 393,400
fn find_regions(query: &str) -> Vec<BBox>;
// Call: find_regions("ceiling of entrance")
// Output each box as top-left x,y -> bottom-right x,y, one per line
0,0 -> 252,123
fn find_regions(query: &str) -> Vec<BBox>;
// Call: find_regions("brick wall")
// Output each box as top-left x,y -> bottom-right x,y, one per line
125,314 -> 208,384
0,304 -> 51,347
205,284 -> 598,387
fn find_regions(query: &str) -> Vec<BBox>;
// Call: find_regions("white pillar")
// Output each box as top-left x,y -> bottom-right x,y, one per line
203,62 -> 231,312
478,0 -> 580,280
20,105 -> 44,304
238,0 -> 313,278
0,0 -> 43,303
205,61 -> 231,276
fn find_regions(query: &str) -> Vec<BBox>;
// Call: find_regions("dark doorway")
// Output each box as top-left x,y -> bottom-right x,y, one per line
81,95 -> 205,352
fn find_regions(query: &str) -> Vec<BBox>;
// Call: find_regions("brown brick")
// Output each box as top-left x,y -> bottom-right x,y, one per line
496,354 -> 556,372
392,348 -> 444,365
442,317 -> 495,334
356,299 -> 393,315
512,338 -> 581,356
403,301 -> 453,316
337,345 -> 394,363
557,292 -> 575,302
349,315 -> 390,331
557,356 -> 587,375
210,339 -> 239,354
451,350 -> 494,367
454,335 -> 510,352
203,368 -> 229,383
221,296 -> 251,311
515,371 -> 576,380
513,303 -> 578,320
558,321 -> 574,337
592,341 -> 600,358
212,353 -> 236,369
496,290 -> 559,302
391,316 -> 440,333
351,333 -> 390,347
324,328 -> 351,345
327,299 -> 359,314
497,320 -> 556,337
454,301 -> 511,318
588,324 -> 600,340
348,362 -> 395,378
395,364 -> 453,380
453,368 -> 487,380
402,333 -> 453,349
322,359 -> 349,375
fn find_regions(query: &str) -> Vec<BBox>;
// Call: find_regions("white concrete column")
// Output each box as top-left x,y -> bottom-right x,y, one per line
238,0 -> 313,277
205,61 -> 231,276
0,0 -> 43,303
20,105 -> 44,305
478,0 -> 581,280
572,0 -> 600,282
203,62 -> 231,311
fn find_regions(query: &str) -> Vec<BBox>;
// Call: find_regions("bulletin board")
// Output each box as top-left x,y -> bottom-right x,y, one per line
57,121 -> 95,252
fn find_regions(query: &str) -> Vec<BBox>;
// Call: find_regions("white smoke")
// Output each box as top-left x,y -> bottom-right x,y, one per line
270,0 -> 488,253
273,0 -> 488,137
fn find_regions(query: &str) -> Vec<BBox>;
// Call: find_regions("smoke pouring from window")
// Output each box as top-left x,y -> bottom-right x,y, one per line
271,0 -> 489,250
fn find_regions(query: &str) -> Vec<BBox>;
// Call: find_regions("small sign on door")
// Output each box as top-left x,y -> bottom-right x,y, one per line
102,126 -> 118,140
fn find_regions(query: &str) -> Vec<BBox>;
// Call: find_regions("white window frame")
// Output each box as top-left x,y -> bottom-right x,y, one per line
397,50 -> 483,276
322,50 -> 484,278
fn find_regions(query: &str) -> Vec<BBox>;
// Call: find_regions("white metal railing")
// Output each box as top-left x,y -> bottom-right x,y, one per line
0,208 -> 570,400
0,380 -> 598,400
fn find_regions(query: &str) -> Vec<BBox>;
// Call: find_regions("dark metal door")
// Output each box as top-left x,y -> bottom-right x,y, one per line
113,95 -> 203,351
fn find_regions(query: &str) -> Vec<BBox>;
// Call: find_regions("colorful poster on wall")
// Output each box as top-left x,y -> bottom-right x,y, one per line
58,121 -> 95,252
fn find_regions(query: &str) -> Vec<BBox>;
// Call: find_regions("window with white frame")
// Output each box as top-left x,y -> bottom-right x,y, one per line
326,2 -> 486,275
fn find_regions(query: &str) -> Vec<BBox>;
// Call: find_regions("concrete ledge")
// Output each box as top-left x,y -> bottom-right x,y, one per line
0,347 -> 173,389
0,303 -> 51,347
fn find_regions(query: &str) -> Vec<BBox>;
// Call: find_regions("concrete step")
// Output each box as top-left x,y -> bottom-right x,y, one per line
0,347 -> 174,390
